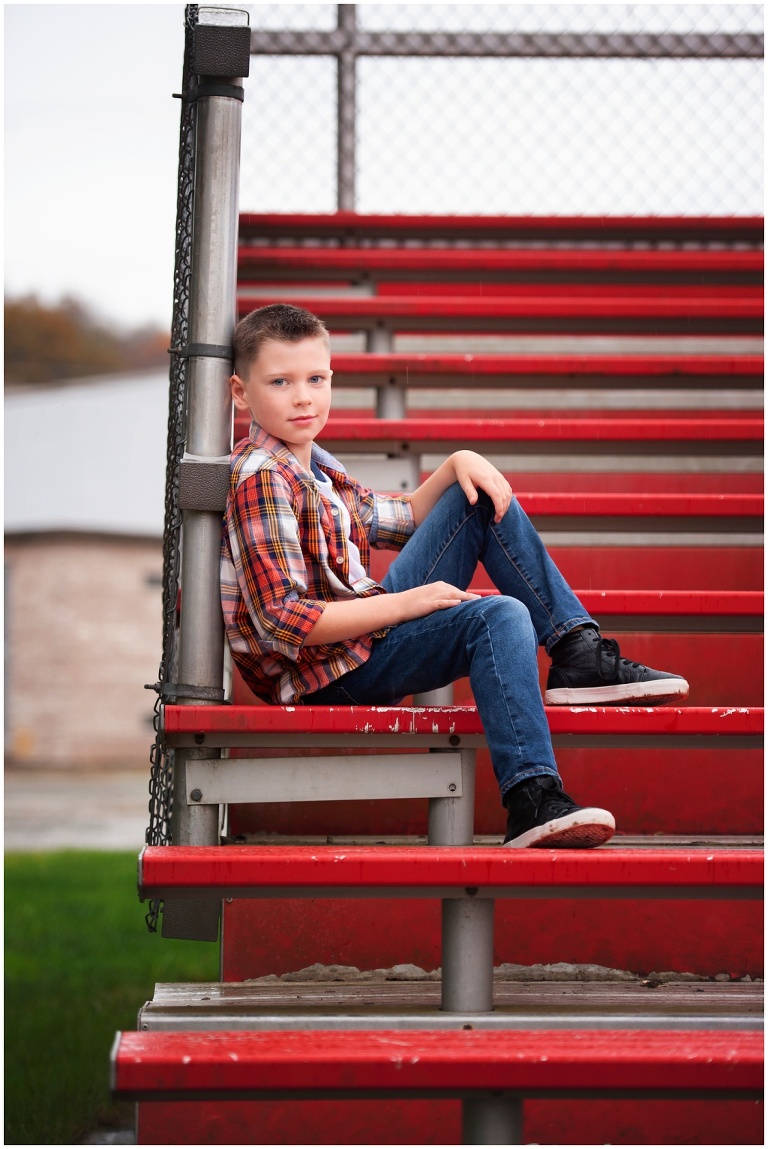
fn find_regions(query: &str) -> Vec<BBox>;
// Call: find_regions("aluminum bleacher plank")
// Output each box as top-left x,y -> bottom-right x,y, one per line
138,977 -> 765,1033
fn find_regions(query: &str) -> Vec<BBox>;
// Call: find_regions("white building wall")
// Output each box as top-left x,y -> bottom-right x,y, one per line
6,533 -> 163,768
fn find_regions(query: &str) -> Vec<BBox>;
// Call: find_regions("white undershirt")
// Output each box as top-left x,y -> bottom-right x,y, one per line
312,465 -> 368,589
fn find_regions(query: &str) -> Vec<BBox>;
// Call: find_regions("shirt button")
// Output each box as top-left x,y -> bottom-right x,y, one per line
335,556 -> 344,564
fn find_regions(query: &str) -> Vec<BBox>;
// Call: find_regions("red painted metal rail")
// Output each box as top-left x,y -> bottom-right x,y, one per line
513,493 -> 763,517
137,845 -> 763,896
112,1027 -> 763,1099
237,245 -> 764,276
239,212 -> 765,244
162,704 -> 764,741
318,415 -> 762,445
375,283 -> 763,299
327,351 -> 764,382
555,590 -> 763,617
235,293 -> 762,333
468,589 -> 763,619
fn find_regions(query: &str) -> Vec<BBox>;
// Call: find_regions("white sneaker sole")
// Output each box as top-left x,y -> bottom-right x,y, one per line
544,677 -> 689,706
503,808 -> 616,849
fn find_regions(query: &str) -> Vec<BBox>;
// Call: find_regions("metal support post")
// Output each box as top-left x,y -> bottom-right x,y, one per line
367,322 -> 393,357
415,685 -> 456,704
163,5 -> 249,940
462,1095 -> 523,1145
376,377 -> 407,419
337,4 -> 357,210
441,898 -> 495,1013
428,750 -> 475,846
429,751 -> 494,1014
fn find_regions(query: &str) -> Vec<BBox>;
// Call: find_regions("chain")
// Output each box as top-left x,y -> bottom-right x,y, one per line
144,4 -> 199,933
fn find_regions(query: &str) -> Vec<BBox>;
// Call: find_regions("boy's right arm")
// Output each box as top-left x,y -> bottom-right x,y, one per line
229,465 -> 478,651
303,582 -> 479,646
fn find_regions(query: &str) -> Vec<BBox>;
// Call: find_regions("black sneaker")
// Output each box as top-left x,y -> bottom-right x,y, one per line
503,775 -> 615,849
545,627 -> 689,706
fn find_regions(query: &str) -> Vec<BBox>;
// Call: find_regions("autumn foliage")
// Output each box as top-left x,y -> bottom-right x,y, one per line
5,295 -> 170,385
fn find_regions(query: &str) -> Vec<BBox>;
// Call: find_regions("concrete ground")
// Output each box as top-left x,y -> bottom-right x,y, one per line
5,766 -> 151,852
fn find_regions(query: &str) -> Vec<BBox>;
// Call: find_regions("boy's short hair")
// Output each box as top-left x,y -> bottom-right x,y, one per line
233,303 -> 330,378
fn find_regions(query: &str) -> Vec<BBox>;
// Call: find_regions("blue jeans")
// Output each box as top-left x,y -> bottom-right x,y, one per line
303,484 -> 596,801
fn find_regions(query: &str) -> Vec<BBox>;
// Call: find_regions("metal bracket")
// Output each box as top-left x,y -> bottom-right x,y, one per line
168,342 -> 232,359
194,81 -> 244,101
192,19 -> 251,78
178,454 -> 231,512
185,752 -> 464,805
146,681 -> 226,703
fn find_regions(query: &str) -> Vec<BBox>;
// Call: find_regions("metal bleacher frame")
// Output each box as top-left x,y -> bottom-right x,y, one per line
116,7 -> 764,1145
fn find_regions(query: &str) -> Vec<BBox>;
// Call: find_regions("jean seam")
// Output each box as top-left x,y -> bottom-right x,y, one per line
479,611 -> 559,798
419,502 -> 487,586
488,518 -> 561,642
479,612 -> 528,781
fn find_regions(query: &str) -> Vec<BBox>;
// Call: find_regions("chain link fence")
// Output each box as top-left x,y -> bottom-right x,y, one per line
240,3 -> 763,216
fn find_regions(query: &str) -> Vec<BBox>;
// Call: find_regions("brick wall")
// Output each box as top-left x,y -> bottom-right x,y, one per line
5,532 -> 164,767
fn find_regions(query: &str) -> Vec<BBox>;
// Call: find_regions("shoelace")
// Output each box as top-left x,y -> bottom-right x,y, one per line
595,636 -> 642,682
535,781 -> 579,818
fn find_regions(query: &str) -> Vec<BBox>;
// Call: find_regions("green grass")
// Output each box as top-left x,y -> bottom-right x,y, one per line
5,851 -> 219,1145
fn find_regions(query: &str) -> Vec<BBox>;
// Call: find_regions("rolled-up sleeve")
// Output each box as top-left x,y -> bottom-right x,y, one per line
359,489 -> 415,550
227,470 -> 325,659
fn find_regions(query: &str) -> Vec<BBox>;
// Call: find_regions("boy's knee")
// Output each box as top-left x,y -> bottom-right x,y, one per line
472,594 -> 535,637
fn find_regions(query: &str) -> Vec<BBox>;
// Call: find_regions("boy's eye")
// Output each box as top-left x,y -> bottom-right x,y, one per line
309,375 -> 326,386
269,378 -> 287,388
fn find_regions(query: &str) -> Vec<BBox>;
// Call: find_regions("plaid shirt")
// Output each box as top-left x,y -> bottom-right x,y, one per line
221,423 -> 415,703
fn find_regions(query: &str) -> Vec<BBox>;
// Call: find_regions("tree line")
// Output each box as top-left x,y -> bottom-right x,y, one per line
5,294 -> 170,385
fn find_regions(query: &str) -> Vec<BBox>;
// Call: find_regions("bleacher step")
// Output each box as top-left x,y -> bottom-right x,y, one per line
138,843 -> 763,900
139,978 -> 763,1034
226,834 -> 764,849
112,1026 -> 764,1102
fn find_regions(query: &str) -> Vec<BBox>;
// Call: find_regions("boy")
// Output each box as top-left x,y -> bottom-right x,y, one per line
221,304 -> 689,848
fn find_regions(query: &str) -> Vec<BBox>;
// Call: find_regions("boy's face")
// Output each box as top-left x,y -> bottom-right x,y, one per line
231,336 -> 332,468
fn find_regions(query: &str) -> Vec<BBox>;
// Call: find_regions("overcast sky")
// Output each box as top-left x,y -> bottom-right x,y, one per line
4,4 -> 762,332
5,4 -> 187,331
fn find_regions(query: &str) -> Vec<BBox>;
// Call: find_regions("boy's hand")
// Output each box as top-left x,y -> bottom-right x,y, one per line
397,582 -> 481,621
451,450 -> 513,524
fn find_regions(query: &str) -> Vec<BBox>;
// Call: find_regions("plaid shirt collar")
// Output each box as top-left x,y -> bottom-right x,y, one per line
247,420 -> 350,484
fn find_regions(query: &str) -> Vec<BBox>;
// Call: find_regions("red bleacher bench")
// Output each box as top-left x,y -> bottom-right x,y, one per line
163,703 -> 763,748
317,414 -> 762,451
112,1027 -> 763,1102
237,245 -> 764,285
238,211 -> 765,245
138,844 -> 763,900
319,351 -> 765,388
235,292 -> 762,335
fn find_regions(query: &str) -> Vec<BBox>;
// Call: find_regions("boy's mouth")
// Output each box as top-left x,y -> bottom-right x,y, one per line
289,415 -> 315,424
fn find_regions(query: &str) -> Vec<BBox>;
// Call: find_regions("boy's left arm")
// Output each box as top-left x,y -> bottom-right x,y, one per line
408,450 -> 513,526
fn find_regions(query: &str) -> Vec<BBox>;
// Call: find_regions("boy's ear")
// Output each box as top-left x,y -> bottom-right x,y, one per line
230,373 -> 251,412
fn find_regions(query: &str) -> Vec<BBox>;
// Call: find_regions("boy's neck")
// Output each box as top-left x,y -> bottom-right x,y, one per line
290,441 -> 314,471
